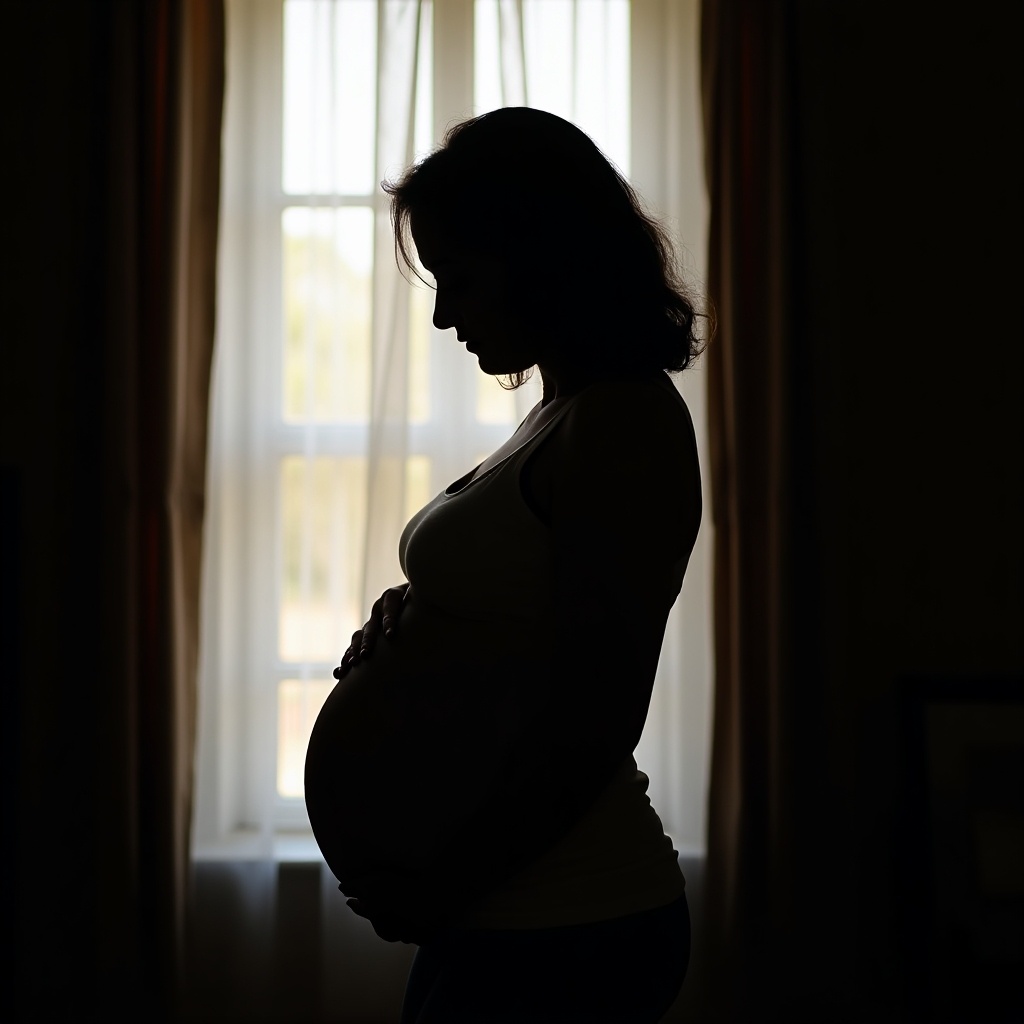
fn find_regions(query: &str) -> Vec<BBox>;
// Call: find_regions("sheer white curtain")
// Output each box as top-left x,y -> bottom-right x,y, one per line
363,0 -> 425,614
630,0 -> 712,860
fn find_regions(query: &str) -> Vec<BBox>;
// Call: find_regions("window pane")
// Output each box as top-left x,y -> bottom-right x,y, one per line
474,0 -> 501,112
278,679 -> 333,797
476,366 -> 543,424
279,455 -> 432,663
569,0 -> 630,174
283,0 -> 378,195
409,281 -> 432,423
476,374 -> 518,425
280,456 -> 368,662
413,0 -> 435,162
405,454 -> 432,522
283,206 -> 373,422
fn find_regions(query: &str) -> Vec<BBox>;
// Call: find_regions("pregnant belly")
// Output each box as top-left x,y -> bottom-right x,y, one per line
304,598 -> 547,891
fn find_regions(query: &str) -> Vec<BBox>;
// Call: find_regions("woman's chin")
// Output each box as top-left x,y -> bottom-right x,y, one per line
472,352 -> 533,377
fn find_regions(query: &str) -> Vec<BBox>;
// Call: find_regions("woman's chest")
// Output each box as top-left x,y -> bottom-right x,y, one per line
458,400 -> 566,502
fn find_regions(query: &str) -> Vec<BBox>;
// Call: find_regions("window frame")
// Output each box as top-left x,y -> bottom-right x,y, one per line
194,0 -> 711,857
197,0 -> 537,842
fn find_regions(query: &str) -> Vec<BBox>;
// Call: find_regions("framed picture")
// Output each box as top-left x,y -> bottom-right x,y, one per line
899,675 -> 1024,1023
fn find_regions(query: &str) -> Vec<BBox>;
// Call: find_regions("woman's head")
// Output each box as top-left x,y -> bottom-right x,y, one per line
383,107 -> 707,387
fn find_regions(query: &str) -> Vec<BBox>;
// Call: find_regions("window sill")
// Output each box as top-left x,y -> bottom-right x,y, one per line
192,828 -> 323,863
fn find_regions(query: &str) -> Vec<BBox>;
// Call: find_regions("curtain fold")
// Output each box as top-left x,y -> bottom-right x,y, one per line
99,0 -> 225,1009
361,0 -> 426,612
700,0 -> 810,1017
496,0 -> 529,109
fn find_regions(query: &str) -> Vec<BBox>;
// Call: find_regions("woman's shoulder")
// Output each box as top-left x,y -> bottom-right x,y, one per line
536,373 -> 697,497
560,371 -> 695,450
521,370 -> 700,524
546,370 -> 701,543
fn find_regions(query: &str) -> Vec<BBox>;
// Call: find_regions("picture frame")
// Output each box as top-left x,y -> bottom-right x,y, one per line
898,674 -> 1024,1023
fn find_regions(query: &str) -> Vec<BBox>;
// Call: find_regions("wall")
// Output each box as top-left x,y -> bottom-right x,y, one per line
1,4 -> 132,1018
792,1 -> 1023,1018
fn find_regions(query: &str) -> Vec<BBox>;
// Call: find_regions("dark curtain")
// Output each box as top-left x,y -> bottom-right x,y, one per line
3,1 -> 224,1018
700,1 -> 828,1018
698,1 -> 1024,1019
698,0 -> 1024,1014
122,0 -> 226,1006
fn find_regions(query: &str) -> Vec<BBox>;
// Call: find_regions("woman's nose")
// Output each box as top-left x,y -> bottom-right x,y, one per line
432,287 -> 456,331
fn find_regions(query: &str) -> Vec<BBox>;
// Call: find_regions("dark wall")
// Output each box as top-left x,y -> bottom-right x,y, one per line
795,2 -> 1023,677
1,4 -> 135,1019
792,1 -> 1023,1018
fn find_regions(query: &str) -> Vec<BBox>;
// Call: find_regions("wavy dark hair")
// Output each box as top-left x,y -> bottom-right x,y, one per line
382,107 -> 709,389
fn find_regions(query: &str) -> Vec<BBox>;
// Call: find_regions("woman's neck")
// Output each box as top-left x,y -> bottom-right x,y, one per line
539,364 -> 662,406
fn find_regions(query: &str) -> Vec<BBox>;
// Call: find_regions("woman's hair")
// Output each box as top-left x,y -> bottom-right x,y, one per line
382,107 -> 709,389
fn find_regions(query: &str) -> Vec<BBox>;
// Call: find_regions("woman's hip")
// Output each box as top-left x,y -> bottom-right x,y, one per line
402,894 -> 691,1024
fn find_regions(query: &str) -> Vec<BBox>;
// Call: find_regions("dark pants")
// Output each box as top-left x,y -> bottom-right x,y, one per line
401,893 -> 691,1024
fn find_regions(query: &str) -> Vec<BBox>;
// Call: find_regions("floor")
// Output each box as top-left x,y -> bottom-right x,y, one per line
183,855 -> 709,1023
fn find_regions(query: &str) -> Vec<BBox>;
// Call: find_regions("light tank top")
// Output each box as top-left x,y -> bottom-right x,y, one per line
398,383 -> 688,929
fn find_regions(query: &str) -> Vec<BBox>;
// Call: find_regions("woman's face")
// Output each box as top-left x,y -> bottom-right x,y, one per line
410,210 -> 546,377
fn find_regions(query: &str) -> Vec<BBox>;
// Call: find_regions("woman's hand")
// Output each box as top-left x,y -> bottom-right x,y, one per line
342,868 -> 445,945
334,582 -> 412,680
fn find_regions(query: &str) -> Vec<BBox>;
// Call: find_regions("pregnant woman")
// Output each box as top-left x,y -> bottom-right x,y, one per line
304,107 -> 705,1024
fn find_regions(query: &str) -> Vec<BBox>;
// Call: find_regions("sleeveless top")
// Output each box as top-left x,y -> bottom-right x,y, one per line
397,384 -> 688,929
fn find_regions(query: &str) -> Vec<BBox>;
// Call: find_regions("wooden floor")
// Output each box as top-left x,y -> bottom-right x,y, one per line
182,856 -> 708,1023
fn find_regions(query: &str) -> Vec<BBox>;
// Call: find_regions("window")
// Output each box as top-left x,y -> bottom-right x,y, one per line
194,0 -> 710,857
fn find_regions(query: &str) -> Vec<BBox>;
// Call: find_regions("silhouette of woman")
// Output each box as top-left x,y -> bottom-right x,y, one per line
305,107 -> 705,1023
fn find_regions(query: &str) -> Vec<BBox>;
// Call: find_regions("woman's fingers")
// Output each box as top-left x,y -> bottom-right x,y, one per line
335,583 -> 411,678
360,596 -> 386,655
334,629 -> 363,678
381,583 -> 410,637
